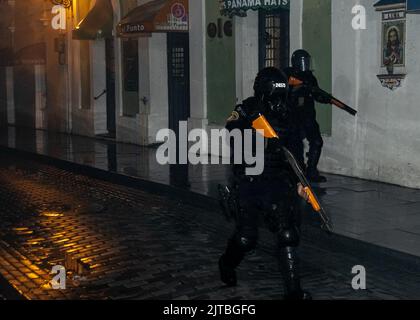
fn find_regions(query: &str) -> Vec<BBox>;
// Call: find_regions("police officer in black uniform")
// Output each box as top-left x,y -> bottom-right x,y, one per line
285,49 -> 331,183
218,67 -> 311,300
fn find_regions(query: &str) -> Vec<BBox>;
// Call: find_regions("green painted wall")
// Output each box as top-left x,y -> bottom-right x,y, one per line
206,0 -> 236,126
302,0 -> 332,135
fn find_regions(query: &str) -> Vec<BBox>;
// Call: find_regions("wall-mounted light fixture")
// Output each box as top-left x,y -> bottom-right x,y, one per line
51,0 -> 72,9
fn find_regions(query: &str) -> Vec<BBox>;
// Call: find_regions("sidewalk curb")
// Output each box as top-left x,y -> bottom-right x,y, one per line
2,146 -> 420,279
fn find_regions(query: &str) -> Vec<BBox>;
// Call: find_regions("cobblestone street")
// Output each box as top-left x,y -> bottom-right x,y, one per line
0,153 -> 419,300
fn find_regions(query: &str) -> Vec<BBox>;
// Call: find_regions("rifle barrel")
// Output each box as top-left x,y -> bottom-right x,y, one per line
331,98 -> 358,116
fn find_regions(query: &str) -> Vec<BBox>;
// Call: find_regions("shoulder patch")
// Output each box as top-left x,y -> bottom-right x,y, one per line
227,111 -> 240,122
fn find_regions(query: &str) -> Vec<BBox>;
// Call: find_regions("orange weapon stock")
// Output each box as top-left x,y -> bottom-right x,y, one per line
252,114 -> 333,233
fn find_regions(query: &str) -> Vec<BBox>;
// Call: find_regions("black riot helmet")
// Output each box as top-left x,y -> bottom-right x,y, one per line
253,67 -> 289,112
291,49 -> 312,72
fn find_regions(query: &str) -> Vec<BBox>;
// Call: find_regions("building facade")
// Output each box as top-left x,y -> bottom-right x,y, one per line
1,0 -> 420,188
320,0 -> 420,189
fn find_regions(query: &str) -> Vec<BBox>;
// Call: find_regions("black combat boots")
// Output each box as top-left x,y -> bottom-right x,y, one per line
218,254 -> 237,287
280,247 -> 312,300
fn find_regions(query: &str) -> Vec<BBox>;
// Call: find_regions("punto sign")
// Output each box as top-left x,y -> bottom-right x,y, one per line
117,0 -> 189,37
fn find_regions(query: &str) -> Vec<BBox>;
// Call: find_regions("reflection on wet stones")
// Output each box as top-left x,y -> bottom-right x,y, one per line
39,211 -> 63,218
75,203 -> 106,214
13,227 -> 34,235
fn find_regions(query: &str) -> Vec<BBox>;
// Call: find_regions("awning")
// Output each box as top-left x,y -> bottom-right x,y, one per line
220,0 -> 290,17
374,0 -> 406,11
407,0 -> 420,13
117,0 -> 189,37
14,43 -> 46,65
73,0 -> 114,40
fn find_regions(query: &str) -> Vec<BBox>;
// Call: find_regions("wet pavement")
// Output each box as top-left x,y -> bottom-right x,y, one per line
0,153 -> 419,300
1,126 -> 420,259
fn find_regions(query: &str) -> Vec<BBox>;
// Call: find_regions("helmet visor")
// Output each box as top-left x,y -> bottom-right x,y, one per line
298,56 -> 311,72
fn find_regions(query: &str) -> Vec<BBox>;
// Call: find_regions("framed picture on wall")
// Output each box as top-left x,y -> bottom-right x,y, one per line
382,20 -> 405,67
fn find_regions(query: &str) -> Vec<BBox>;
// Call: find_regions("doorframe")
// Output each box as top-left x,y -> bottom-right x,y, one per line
0,67 -> 7,127
14,65 -> 36,129
105,38 -> 116,137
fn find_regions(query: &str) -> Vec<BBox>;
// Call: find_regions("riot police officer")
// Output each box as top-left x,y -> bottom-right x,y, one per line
218,67 -> 311,300
285,49 -> 331,183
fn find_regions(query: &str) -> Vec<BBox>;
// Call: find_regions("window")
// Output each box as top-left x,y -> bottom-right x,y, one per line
259,10 -> 290,70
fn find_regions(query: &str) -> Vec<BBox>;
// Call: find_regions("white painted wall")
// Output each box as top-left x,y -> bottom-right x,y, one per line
321,0 -> 420,189
92,39 -> 108,135
290,0 -> 303,53
188,0 -> 208,132
148,33 -> 169,143
70,39 -> 94,137
117,34 -> 169,146
235,10 -> 259,104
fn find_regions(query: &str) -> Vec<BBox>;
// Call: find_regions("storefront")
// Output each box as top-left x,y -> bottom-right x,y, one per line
189,0 -> 332,147
221,0 -> 290,69
117,0 -> 190,141
196,0 -> 291,132
223,0 -> 291,116
67,0 -> 190,145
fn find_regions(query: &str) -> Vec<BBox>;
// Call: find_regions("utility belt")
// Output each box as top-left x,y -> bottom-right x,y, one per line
218,184 -> 240,222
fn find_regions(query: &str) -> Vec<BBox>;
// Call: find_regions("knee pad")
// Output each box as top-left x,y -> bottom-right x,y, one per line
318,138 -> 324,149
277,227 -> 300,248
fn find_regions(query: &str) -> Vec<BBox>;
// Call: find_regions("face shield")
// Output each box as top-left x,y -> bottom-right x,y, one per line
292,50 -> 312,72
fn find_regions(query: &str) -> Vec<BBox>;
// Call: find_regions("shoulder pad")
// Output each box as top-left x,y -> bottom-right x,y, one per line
242,97 -> 259,111
306,72 -> 318,86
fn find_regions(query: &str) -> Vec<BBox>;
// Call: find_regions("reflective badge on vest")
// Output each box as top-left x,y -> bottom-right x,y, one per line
274,83 -> 287,89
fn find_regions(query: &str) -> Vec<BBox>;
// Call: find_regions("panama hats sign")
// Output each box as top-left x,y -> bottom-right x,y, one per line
220,0 -> 290,16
